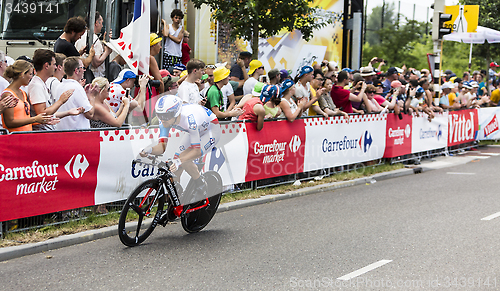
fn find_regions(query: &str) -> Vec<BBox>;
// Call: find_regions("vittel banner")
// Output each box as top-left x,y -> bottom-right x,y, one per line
384,113 -> 412,158
477,108 -> 500,140
245,120 -> 306,181
0,132 -> 100,221
303,115 -> 386,171
448,109 -> 478,146
411,113 -> 448,153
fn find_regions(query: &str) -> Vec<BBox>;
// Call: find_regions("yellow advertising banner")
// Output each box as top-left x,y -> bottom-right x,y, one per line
444,5 -> 479,33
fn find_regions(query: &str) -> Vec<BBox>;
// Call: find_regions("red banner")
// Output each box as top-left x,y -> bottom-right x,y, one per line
448,109 -> 478,147
245,120 -> 306,181
383,113 -> 412,158
0,132 -> 100,221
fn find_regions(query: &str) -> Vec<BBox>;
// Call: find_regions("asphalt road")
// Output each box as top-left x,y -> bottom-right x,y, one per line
1,151 -> 500,290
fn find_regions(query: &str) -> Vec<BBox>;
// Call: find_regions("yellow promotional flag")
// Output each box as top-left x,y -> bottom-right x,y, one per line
444,5 -> 479,33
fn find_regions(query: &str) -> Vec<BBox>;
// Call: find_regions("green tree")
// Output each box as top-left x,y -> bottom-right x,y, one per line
365,3 -> 397,45
191,0 -> 332,58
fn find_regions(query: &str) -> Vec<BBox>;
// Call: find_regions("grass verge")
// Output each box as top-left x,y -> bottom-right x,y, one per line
1,162 -> 403,248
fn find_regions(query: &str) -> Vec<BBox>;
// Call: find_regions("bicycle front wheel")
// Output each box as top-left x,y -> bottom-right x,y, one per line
181,171 -> 222,233
118,179 -> 166,246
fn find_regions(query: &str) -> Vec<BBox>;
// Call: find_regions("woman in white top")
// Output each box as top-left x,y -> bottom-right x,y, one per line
90,77 -> 130,128
279,79 -> 306,122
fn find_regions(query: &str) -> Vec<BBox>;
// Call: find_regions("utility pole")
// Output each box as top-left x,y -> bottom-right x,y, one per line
431,0 -> 445,105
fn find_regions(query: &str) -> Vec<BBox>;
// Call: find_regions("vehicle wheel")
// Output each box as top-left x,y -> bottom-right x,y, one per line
118,179 -> 165,246
181,171 -> 222,233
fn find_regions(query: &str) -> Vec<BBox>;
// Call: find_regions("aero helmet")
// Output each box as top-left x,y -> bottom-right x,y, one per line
155,95 -> 182,121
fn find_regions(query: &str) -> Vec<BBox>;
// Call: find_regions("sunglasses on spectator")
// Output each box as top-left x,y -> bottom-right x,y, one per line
258,66 -> 264,70
315,77 -> 325,81
366,91 -> 376,94
78,66 -> 86,71
206,65 -> 216,69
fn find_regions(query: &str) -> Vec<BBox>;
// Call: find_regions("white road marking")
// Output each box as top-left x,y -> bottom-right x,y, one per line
446,172 -> 476,175
337,260 -> 392,281
480,153 -> 500,156
481,212 -> 500,221
467,155 -> 490,159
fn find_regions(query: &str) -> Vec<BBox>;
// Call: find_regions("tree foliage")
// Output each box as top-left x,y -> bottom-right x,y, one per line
365,3 -> 397,45
191,0 -> 332,58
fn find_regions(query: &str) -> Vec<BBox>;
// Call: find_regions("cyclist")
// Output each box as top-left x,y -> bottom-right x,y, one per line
141,95 -> 221,203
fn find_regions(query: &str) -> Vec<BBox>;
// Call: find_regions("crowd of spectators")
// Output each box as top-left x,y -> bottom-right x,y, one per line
2,9 -> 500,135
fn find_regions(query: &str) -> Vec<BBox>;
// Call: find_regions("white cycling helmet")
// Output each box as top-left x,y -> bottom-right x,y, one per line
155,95 -> 182,121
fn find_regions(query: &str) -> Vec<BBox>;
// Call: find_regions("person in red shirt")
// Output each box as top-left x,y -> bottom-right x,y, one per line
330,71 -> 369,114
181,31 -> 191,66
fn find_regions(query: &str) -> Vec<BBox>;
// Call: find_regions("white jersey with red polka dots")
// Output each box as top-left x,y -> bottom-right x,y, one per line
108,83 -> 128,113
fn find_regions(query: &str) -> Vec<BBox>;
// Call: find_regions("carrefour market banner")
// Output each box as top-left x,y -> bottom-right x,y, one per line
303,115 -> 386,171
411,113 -> 448,153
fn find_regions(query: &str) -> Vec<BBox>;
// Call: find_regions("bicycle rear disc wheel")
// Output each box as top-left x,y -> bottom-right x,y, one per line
181,172 -> 222,233
118,179 -> 165,246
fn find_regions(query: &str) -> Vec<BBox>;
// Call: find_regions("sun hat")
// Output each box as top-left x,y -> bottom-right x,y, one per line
260,84 -> 281,103
252,82 -> 265,97
280,79 -> 294,92
248,60 -> 263,75
213,66 -> 230,83
150,33 -> 162,46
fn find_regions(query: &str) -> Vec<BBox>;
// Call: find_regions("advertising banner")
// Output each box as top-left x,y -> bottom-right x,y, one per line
245,120 -> 306,181
411,113 -> 448,153
0,132 -> 100,221
448,109 -> 478,146
384,113 -> 412,158
304,115 -> 386,171
477,107 -> 500,140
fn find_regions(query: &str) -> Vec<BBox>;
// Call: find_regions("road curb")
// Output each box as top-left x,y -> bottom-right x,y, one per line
0,160 -> 454,262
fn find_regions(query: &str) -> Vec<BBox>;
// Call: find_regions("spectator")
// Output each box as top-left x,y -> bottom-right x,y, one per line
172,63 -> 186,77
370,80 -> 400,115
161,9 -> 184,70
382,67 -> 399,96
489,80 -> 500,106
331,70 -> 369,114
177,59 -> 205,104
260,84 -> 282,119
294,65 -> 318,116
359,66 -> 376,84
420,78 -> 443,114
2,60 -> 54,132
90,77 -> 130,128
349,76 -> 371,114
237,82 -> 266,130
46,53 -> 67,99
55,57 -> 98,130
230,51 -> 252,97
0,51 -> 9,92
109,69 -> 148,116
476,72 -> 487,97
316,77 -> 349,118
278,79 -> 306,122
54,16 -> 95,67
205,66 -> 242,120
439,82 -> 461,110
268,68 -> 280,85
181,30 -> 191,65
149,33 -> 165,94
29,49 -> 84,131
307,70 -> 328,117
107,54 -> 126,83
488,62 -> 500,86
163,75 -> 180,93
243,60 -> 264,96
75,11 -> 112,79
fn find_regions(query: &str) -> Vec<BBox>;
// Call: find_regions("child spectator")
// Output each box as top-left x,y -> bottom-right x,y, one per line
205,66 -> 242,120
161,9 -> 184,70
181,31 -> 191,65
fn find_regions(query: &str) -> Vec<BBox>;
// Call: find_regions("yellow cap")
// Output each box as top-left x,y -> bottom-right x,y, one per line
150,33 -> 162,46
180,70 -> 188,78
248,60 -> 263,75
213,67 -> 230,83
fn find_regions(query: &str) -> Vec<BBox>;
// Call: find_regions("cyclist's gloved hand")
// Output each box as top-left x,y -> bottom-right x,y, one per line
170,157 -> 182,172
140,148 -> 152,157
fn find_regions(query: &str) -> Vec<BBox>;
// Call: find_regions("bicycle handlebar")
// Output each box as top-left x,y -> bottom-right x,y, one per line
132,153 -> 171,172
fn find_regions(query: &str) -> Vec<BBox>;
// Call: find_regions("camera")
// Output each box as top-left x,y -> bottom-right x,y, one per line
135,76 -> 162,88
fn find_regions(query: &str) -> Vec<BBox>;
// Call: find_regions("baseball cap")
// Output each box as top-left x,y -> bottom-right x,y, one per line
248,60 -> 263,75
239,51 -> 252,58
441,82 -> 453,89
280,79 -> 294,92
444,69 -> 453,75
280,69 -> 289,80
173,64 -> 186,71
387,67 -> 398,76
462,81 -> 472,89
342,68 -> 354,73
469,81 -> 479,88
252,82 -> 265,97
113,69 -> 137,84
213,66 -> 230,83
298,65 -> 314,78
416,87 -> 425,95
260,84 -> 281,103
391,80 -> 402,88
490,62 -> 499,68
150,33 -> 162,46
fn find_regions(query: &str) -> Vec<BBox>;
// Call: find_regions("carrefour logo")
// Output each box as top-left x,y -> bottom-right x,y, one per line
322,131 -> 373,153
65,154 -> 89,179
419,125 -> 442,141
289,135 -> 301,153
